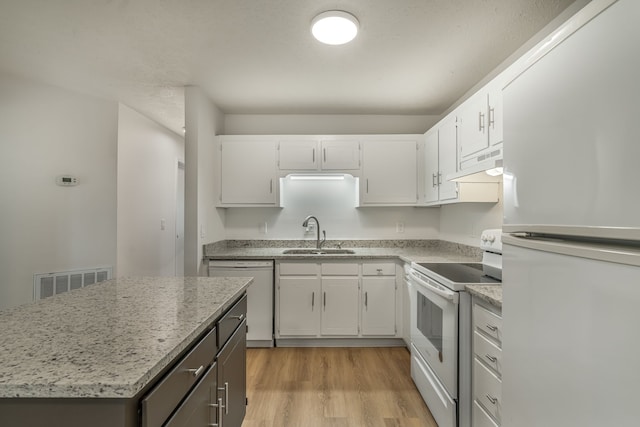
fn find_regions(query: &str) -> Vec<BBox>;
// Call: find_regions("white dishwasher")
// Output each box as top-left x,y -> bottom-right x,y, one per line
208,260 -> 274,347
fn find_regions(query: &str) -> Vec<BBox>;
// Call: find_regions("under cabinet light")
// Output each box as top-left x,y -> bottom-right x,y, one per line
486,167 -> 504,177
288,174 -> 345,181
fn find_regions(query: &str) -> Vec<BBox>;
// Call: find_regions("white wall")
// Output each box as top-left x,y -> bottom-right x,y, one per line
224,114 -> 439,135
0,73 -> 118,310
439,182 -> 504,246
184,86 -> 226,275
225,175 -> 440,240
116,104 -> 184,277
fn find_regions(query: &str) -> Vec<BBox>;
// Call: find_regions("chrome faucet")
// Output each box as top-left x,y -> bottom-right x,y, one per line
302,215 -> 326,249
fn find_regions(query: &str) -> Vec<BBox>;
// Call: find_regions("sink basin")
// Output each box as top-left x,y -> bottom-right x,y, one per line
282,248 -> 356,255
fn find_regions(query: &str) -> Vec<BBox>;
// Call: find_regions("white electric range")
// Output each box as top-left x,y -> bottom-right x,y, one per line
408,229 -> 502,427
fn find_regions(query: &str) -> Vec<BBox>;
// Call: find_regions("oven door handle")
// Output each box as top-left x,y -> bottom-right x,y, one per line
410,271 -> 459,303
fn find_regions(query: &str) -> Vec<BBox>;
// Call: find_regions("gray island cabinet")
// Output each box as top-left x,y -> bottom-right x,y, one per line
0,276 -> 251,427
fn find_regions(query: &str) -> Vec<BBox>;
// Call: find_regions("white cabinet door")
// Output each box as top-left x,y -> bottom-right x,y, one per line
459,91 -> 490,160
423,129 -> 440,204
487,87 -> 503,147
438,115 -> 459,202
219,139 -> 277,205
278,140 -> 318,170
320,278 -> 359,336
278,276 -> 320,336
361,140 -> 418,205
320,140 -> 360,170
361,277 -> 396,336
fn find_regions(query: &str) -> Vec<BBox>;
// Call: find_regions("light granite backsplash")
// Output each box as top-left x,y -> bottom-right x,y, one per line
205,239 -> 482,258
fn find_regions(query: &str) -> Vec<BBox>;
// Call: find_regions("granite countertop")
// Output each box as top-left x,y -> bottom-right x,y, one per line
0,276 -> 252,399
204,239 -> 484,264
466,284 -> 503,308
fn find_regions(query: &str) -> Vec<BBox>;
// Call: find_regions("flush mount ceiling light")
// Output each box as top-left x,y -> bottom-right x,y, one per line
311,11 -> 359,45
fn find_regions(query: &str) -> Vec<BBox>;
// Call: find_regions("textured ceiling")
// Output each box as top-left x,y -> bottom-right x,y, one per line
0,0 -> 579,134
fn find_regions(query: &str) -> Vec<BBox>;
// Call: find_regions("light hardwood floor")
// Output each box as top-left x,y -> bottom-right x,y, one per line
242,347 -> 437,427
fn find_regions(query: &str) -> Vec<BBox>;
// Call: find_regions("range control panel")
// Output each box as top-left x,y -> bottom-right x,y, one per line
480,228 -> 502,254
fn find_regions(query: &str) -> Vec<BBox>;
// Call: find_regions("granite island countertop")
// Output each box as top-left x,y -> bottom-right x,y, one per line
0,276 -> 252,399
204,239 -> 483,264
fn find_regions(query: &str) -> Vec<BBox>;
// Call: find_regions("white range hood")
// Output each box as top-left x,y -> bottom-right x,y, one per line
446,158 -> 503,183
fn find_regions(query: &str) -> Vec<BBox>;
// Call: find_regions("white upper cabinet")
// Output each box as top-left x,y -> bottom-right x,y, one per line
458,80 -> 504,171
438,115 -> 460,202
320,140 -> 360,170
217,137 -> 278,207
278,138 -> 360,171
360,138 -> 419,205
278,139 -> 318,170
420,115 -> 499,206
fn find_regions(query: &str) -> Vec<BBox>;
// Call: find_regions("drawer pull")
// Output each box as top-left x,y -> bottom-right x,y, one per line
486,394 -> 498,405
376,268 -> 383,274
230,314 -> 245,322
484,354 -> 497,363
486,324 -> 498,332
186,365 -> 205,377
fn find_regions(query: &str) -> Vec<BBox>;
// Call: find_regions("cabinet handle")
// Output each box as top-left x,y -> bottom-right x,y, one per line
479,111 -> 485,132
269,179 -> 273,194
366,179 -> 369,193
488,106 -> 495,128
323,292 -> 326,309
365,292 -> 368,309
486,324 -> 498,332
376,268 -> 383,275
323,148 -> 327,162
312,292 -> 315,310
186,365 -> 204,377
230,314 -> 245,322
218,382 -> 229,415
312,148 -> 315,163
209,397 -> 223,427
432,173 -> 437,188
438,172 -> 442,185
484,354 -> 497,363
486,394 -> 498,405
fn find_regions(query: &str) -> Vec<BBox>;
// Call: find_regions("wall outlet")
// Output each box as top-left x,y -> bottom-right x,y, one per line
396,222 -> 405,233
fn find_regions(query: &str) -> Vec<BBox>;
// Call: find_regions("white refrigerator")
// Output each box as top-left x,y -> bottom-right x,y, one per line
501,0 -> 640,426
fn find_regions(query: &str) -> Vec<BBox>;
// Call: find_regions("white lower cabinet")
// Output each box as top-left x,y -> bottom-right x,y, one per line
276,260 -> 400,340
472,298 -> 503,427
278,275 -> 320,336
321,277 -> 359,335
361,262 -> 397,336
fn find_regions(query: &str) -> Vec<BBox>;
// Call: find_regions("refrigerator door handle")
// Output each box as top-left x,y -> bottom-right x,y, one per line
503,233 -> 640,267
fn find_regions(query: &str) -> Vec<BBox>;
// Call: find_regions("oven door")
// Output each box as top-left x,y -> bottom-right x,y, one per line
409,268 -> 459,397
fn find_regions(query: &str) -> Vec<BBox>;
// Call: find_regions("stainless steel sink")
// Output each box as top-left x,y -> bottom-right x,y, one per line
282,248 -> 356,255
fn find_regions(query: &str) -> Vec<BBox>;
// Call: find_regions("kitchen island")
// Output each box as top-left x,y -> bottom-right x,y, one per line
0,276 -> 252,427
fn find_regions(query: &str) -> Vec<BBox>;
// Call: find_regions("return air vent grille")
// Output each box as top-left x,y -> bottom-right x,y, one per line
33,267 -> 112,301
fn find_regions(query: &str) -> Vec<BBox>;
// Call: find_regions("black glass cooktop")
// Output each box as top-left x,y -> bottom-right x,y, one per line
417,262 -> 500,284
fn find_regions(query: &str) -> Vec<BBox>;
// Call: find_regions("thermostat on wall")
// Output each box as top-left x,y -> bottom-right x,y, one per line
56,175 -> 79,186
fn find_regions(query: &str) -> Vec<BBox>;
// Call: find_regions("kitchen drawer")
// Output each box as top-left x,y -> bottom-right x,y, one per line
279,262 -> 318,275
473,400 -> 499,427
362,262 -> 396,276
321,263 -> 358,276
141,325 -> 218,427
164,362 -> 218,427
474,331 -> 502,377
218,294 -> 247,348
474,303 -> 503,343
473,359 -> 502,424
